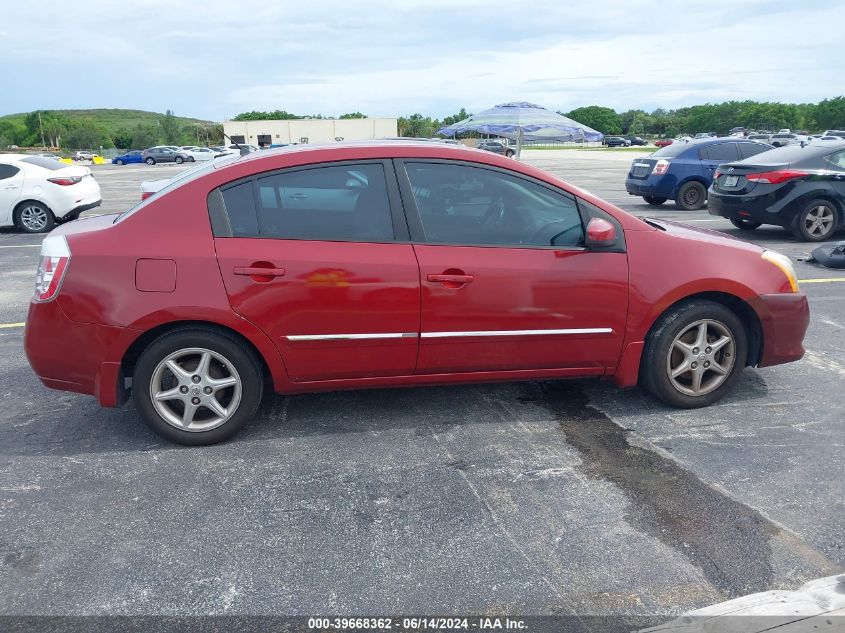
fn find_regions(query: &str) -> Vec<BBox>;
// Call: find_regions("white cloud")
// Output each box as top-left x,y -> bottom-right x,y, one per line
0,0 -> 842,119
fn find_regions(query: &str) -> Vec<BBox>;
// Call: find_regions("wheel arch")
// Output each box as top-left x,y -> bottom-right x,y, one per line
614,290 -> 763,387
120,319 -> 283,398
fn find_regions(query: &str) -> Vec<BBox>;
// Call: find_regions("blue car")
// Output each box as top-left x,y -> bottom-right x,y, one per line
625,138 -> 773,209
112,150 -> 145,165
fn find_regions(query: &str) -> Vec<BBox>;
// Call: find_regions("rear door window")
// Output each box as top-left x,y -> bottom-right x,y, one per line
253,163 -> 395,242
699,143 -> 739,162
0,164 -> 21,179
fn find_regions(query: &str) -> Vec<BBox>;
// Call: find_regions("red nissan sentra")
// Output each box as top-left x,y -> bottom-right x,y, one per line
24,142 -> 809,445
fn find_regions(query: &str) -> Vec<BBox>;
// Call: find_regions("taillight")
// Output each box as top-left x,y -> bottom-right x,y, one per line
653,159 -> 670,175
714,170 -> 721,179
745,170 -> 808,184
141,191 -> 154,200
34,235 -> 71,302
47,176 -> 83,186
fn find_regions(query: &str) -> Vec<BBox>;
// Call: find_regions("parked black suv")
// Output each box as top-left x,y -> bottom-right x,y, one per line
625,136 -> 648,146
603,136 -> 631,147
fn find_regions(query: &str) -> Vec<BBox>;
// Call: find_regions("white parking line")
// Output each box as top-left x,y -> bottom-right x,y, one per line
0,244 -> 40,249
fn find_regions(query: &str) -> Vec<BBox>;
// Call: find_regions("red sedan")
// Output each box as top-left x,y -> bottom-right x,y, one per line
24,142 -> 809,445
654,138 -> 673,148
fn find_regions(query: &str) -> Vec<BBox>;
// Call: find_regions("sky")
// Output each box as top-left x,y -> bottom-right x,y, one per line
1,0 -> 843,121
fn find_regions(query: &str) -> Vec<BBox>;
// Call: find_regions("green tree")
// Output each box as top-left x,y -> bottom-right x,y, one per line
159,109 -> 180,144
112,128 -> 133,149
339,112 -> 367,119
63,119 -> 113,150
813,97 -> 845,130
233,110 -> 300,121
0,120 -> 27,147
564,106 -> 622,135
398,113 -> 440,138
440,108 -> 470,127
24,110 -> 68,147
131,124 -> 160,149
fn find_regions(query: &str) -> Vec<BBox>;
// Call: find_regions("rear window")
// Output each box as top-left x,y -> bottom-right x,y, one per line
115,154 -> 239,223
20,156 -> 65,171
651,142 -> 693,157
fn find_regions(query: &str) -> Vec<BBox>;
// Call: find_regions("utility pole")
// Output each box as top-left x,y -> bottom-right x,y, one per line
38,111 -> 45,148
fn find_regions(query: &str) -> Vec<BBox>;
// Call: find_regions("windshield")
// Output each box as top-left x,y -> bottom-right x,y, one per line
115,155 -> 239,223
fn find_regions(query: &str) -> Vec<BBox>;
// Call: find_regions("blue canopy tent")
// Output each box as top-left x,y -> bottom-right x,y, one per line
436,101 -> 603,157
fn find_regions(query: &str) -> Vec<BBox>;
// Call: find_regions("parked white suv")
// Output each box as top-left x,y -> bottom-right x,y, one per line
0,155 -> 101,232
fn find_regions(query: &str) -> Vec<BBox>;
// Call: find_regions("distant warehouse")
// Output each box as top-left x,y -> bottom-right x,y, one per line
223,118 -> 398,147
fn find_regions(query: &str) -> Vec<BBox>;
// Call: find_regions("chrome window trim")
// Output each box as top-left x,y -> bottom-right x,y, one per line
421,328 -> 613,338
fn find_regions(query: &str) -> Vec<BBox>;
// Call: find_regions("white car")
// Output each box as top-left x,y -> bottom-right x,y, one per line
0,154 -> 101,233
140,154 -> 238,200
182,147 -> 224,162
225,143 -> 258,154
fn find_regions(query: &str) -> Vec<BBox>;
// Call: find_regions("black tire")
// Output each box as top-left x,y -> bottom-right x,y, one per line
640,300 -> 747,409
13,201 -> 55,233
175,156 -> 184,164
643,196 -> 668,206
730,218 -> 762,230
187,156 -> 195,162
505,149 -> 515,158
145,157 -> 155,165
133,327 -> 264,445
115,159 -> 124,165
791,198 -> 839,242
675,181 -> 707,210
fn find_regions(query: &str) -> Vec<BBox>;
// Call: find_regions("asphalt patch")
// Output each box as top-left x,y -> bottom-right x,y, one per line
520,381 -> 842,598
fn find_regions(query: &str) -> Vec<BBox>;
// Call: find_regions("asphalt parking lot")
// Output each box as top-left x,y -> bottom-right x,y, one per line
0,152 -> 843,622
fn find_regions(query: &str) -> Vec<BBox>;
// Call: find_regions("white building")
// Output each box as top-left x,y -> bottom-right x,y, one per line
223,118 -> 398,147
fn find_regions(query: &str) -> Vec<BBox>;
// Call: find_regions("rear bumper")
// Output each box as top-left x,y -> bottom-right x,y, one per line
625,175 -> 677,198
708,192 -> 790,227
750,292 -> 810,367
24,299 -> 138,407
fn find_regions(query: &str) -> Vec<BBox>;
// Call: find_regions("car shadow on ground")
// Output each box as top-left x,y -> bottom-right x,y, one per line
0,365 -> 772,458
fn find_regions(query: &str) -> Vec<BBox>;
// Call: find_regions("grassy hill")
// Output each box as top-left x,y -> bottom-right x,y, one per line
0,108 -> 218,135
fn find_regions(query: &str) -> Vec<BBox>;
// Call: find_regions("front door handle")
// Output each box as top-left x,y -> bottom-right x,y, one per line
234,266 -> 286,277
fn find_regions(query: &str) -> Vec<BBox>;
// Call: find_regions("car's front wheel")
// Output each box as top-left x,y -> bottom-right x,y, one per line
145,157 -> 155,165
175,156 -> 184,164
643,196 -> 667,206
14,202 -> 55,233
115,159 -> 124,165
505,149 -> 515,158
730,218 -> 762,230
641,300 -> 747,408
792,199 -> 839,242
133,328 -> 263,445
675,181 -> 707,210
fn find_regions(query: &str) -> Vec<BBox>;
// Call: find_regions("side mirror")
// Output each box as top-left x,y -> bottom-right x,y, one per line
585,217 -> 617,247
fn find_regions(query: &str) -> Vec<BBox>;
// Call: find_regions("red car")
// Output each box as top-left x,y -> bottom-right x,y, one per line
654,139 -> 673,148
24,142 -> 809,445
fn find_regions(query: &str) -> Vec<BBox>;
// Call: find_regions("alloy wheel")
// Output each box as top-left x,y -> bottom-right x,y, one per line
666,319 -> 735,396
804,205 -> 835,238
20,205 -> 49,232
149,347 -> 242,432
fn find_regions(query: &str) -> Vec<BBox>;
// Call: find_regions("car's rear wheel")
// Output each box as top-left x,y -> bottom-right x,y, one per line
643,196 -> 667,206
730,218 -> 762,230
145,157 -> 155,165
792,199 -> 839,242
14,202 -> 55,233
675,181 -> 707,210
133,328 -> 263,445
175,156 -> 184,164
641,300 -> 747,408
115,159 -> 124,165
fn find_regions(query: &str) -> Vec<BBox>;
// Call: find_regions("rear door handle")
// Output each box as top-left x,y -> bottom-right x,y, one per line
233,266 -> 286,277
427,273 -> 474,284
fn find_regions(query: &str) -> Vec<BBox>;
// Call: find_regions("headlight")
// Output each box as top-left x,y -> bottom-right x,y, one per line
761,250 -> 798,293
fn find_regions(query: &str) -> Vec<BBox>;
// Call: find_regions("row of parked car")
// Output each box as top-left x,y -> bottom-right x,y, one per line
110,144 -> 250,165
625,136 -> 845,241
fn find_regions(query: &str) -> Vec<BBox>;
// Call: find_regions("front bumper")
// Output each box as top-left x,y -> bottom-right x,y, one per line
750,292 -> 810,367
